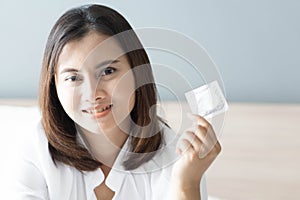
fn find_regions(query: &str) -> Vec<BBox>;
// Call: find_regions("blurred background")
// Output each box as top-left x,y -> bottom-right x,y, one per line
0,1 -> 299,200
0,0 -> 299,102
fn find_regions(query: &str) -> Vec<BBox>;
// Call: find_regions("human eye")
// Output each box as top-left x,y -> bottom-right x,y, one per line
64,74 -> 82,82
100,67 -> 116,76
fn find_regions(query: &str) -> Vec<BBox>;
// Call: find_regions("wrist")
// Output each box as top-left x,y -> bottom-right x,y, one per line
171,174 -> 203,189
171,182 -> 201,200
173,180 -> 199,190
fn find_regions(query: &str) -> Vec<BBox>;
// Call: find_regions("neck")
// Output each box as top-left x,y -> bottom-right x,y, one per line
78,125 -> 129,167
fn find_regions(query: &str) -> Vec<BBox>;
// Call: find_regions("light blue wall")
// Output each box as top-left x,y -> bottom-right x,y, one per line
0,0 -> 299,103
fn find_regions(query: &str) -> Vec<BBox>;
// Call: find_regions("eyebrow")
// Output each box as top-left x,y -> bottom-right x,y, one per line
59,59 -> 120,74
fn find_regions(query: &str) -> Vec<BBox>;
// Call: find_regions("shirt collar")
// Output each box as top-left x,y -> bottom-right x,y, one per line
77,131 -> 131,191
77,123 -> 180,192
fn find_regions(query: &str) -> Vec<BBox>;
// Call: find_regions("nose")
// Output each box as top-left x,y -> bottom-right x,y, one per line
82,76 -> 106,104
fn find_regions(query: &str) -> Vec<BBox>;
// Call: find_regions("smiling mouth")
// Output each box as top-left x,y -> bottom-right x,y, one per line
83,104 -> 113,114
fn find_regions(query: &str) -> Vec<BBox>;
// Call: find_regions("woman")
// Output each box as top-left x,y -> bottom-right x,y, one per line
17,4 -> 221,200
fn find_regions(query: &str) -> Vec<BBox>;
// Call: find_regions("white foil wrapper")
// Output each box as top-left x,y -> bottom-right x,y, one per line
185,81 -> 228,119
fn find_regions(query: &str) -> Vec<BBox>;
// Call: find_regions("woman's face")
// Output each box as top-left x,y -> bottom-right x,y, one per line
55,31 -> 136,139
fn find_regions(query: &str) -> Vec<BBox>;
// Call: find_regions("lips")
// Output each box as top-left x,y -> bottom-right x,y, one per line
82,104 -> 113,114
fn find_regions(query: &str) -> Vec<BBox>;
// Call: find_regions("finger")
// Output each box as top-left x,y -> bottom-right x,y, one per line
193,130 -> 209,158
194,124 -> 208,142
193,125 -> 218,158
184,131 -> 203,152
199,140 -> 222,159
181,128 -> 207,155
187,113 -> 211,129
207,126 -> 218,148
187,113 -> 220,157
195,125 -> 217,147
184,122 -> 208,143
176,138 -> 194,155
176,147 -> 182,155
184,121 -> 210,157
198,132 -> 221,159
187,114 -> 214,146
192,117 -> 218,147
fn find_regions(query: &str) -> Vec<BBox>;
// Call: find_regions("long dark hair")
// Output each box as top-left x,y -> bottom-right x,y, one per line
39,4 -> 163,171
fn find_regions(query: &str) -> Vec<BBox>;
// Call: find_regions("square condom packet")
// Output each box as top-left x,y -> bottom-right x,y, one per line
185,80 -> 229,119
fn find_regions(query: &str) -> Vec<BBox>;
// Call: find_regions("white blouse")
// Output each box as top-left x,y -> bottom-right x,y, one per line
15,121 -> 208,200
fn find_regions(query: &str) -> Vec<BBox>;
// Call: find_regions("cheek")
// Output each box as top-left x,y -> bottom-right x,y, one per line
56,85 -> 81,118
110,81 -> 135,127
113,73 -> 136,111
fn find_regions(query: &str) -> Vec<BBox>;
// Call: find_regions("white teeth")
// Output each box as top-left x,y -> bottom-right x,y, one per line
83,104 -> 113,114
89,104 -> 112,114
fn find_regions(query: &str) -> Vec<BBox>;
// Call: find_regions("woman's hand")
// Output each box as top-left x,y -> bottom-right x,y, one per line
171,114 -> 221,199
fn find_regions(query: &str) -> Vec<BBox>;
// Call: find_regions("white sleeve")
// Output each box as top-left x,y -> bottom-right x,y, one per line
200,174 -> 208,200
15,157 -> 49,200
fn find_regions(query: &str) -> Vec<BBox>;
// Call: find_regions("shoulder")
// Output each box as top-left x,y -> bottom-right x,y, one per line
17,121 -> 51,167
15,120 -> 79,199
16,120 -> 58,182
18,120 -> 75,174
4,117 -> 52,199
